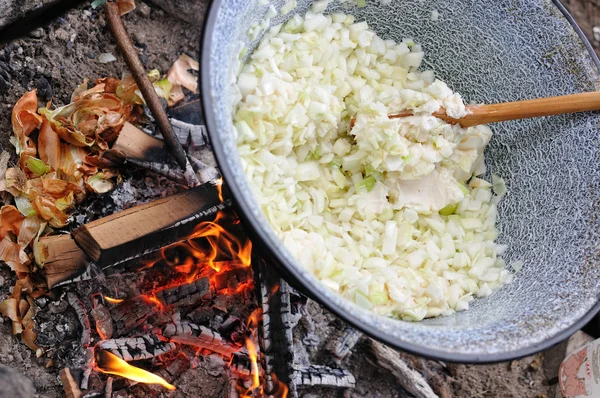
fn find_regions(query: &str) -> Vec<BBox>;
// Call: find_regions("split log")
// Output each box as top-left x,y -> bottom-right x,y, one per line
72,183 -> 229,267
97,335 -> 176,362
162,321 -> 240,357
101,122 -> 188,185
37,234 -> 89,289
67,292 -> 91,348
109,296 -> 158,336
369,340 -> 438,398
292,364 -> 356,388
154,277 -> 210,307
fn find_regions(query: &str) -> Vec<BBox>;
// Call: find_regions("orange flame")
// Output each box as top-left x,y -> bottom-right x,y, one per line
246,338 -> 260,390
188,212 -> 252,273
215,178 -> 224,202
95,350 -> 175,390
271,373 -> 289,398
103,296 -> 124,305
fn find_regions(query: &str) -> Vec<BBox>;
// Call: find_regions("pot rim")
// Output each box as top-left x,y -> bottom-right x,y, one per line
200,0 -> 600,363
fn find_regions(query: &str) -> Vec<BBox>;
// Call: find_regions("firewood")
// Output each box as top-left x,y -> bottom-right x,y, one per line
154,277 -> 211,307
103,122 -> 171,165
292,364 -> 356,388
38,234 -> 89,289
72,183 -> 228,267
101,122 -> 189,185
97,335 -> 176,361
67,292 -> 91,348
369,339 -> 438,398
91,303 -> 114,340
162,321 -> 241,358
329,327 -> 362,360
109,296 -> 158,336
59,368 -> 82,398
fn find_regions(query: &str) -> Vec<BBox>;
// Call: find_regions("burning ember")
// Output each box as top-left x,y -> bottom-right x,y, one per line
95,350 -> 176,391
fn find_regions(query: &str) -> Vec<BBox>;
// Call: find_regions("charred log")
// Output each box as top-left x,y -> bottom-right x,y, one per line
67,292 -> 92,348
109,297 -> 158,336
293,364 -> 356,388
97,335 -> 176,362
330,327 -> 362,360
162,321 -> 240,358
154,277 -> 210,307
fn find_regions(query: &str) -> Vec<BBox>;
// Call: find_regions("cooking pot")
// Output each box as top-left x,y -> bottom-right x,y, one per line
201,0 -> 600,362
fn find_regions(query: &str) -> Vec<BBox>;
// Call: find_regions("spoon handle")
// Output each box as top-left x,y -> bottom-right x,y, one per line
455,91 -> 600,127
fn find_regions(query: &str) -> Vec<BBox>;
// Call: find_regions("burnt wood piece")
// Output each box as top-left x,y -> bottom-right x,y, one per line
104,122 -> 172,165
90,304 -> 114,340
39,235 -> 89,289
330,327 -> 362,360
66,292 -> 91,347
187,306 -> 214,325
293,364 -> 356,388
97,335 -> 176,362
101,122 -> 188,185
253,257 -> 297,398
213,267 -> 252,292
154,277 -> 211,307
72,183 -> 229,268
170,118 -> 207,147
109,296 -> 158,336
162,321 -> 240,358
169,99 -> 205,126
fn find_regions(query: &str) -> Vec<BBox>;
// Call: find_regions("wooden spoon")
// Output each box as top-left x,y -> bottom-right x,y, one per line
350,91 -> 600,128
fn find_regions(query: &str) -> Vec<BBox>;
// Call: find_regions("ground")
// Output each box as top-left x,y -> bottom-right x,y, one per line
0,1 -> 598,397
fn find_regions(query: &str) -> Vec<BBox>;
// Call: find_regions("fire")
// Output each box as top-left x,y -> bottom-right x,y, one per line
188,211 -> 252,273
95,350 -> 176,390
246,338 -> 260,389
103,296 -> 124,305
215,178 -> 224,202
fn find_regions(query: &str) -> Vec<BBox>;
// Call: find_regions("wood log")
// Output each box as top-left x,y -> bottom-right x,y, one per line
38,234 -> 89,289
103,122 -> 171,165
66,292 -> 91,348
109,296 -> 158,336
97,335 -> 176,361
330,327 -> 362,360
292,364 -> 356,388
72,183 -> 228,267
162,321 -> 240,358
369,339 -> 438,398
154,277 -> 211,307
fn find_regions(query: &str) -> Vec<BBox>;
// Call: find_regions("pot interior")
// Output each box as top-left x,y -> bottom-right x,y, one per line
202,0 -> 600,361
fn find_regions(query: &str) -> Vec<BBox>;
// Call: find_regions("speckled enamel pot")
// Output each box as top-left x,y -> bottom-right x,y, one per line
201,0 -> 600,362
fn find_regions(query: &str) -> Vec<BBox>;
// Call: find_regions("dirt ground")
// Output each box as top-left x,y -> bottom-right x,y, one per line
0,1 -> 598,397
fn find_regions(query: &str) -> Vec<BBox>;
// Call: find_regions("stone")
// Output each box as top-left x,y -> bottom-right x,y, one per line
0,365 -> 35,398
148,0 -> 210,25
137,2 -> 151,18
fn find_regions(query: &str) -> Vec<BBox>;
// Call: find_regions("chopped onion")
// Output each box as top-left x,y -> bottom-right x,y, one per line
233,11 -> 514,321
